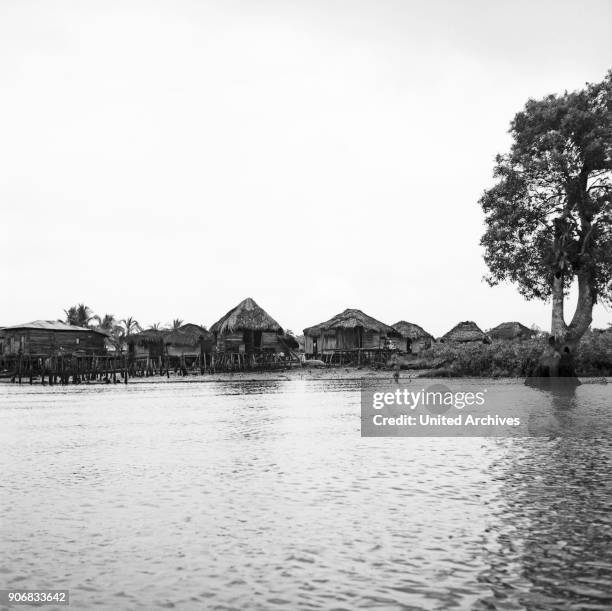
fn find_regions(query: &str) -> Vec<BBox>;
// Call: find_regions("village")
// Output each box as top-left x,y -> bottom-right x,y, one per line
0,296 -> 573,385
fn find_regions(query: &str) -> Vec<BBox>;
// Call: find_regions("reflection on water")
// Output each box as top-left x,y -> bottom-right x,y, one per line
0,379 -> 610,610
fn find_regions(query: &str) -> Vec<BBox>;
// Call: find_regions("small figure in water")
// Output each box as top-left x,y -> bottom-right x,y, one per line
392,359 -> 400,384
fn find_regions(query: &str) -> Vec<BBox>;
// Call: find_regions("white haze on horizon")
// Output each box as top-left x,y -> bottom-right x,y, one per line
0,0 -> 611,336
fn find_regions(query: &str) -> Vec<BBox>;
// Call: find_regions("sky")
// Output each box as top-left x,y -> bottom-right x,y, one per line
0,0 -> 611,336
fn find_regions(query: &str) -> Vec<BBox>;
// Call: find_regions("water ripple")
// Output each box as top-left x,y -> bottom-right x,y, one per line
0,379 -> 610,610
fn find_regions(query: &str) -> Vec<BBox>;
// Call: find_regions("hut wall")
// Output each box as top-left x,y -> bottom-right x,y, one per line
215,331 -> 283,354
0,330 -> 23,355
133,345 -> 150,358
0,328 -> 106,355
167,344 -> 197,357
363,330 -> 384,349
302,308 -> 401,356
336,329 -> 386,350
303,328 -> 389,354
334,328 -> 356,350
166,342 -> 213,357
303,331 -> 334,355
304,334 -> 316,355
216,332 -> 245,353
261,332 -> 281,351
321,332 -> 337,352
128,343 -> 162,358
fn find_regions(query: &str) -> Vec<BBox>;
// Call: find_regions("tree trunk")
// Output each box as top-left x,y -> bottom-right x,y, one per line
566,270 -> 594,344
527,270 -> 594,386
551,271 -> 568,340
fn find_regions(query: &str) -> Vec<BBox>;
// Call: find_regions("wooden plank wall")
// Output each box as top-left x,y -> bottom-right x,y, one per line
0,329 -> 106,355
215,331 -> 286,354
303,327 -> 394,354
216,332 -> 245,353
261,332 -> 279,349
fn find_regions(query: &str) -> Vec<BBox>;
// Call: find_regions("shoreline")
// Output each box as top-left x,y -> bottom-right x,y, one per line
1,367 -> 609,385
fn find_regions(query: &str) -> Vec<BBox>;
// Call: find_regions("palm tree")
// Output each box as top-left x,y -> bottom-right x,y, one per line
148,322 -> 163,331
98,314 -> 117,331
77,303 -> 95,327
64,306 -> 78,326
172,318 -> 184,331
96,313 -> 127,350
120,316 -> 141,337
64,303 -> 96,328
98,316 -> 127,353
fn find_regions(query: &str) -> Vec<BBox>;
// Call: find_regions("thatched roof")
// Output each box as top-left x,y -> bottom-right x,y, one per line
392,321 -> 433,341
441,321 -> 489,343
210,298 -> 282,335
304,308 -> 400,337
127,328 -> 165,346
129,323 -> 214,347
164,324 -> 214,347
2,320 -> 107,336
488,322 -> 534,340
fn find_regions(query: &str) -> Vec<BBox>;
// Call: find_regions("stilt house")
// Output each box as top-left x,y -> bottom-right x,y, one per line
303,308 -> 400,357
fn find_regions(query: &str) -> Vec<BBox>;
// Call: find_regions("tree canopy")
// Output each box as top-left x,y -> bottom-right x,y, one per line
480,71 -> 612,313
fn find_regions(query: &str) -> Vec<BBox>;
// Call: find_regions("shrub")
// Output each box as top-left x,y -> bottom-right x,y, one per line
418,334 -> 612,377
575,329 -> 612,376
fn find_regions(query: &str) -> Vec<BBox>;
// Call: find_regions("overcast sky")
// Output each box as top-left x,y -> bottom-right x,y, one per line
1,0 -> 611,335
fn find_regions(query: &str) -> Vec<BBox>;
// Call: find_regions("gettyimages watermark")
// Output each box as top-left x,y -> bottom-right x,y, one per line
360,380 -> 606,437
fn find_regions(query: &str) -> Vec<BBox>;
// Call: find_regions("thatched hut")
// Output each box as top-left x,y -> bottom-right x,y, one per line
303,308 -> 400,356
440,321 -> 490,344
164,324 -> 215,357
488,322 -> 535,341
210,298 -> 285,354
127,324 -> 214,359
392,321 -> 434,354
164,324 -> 213,354
0,320 -> 107,356
127,328 -> 166,359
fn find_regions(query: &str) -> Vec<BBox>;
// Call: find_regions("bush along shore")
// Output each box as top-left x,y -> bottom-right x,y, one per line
400,331 -> 612,378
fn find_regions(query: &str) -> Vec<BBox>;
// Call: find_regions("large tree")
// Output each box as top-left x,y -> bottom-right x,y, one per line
480,71 -> 612,373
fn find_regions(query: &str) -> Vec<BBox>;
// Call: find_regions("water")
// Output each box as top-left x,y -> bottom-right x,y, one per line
0,378 -> 611,610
